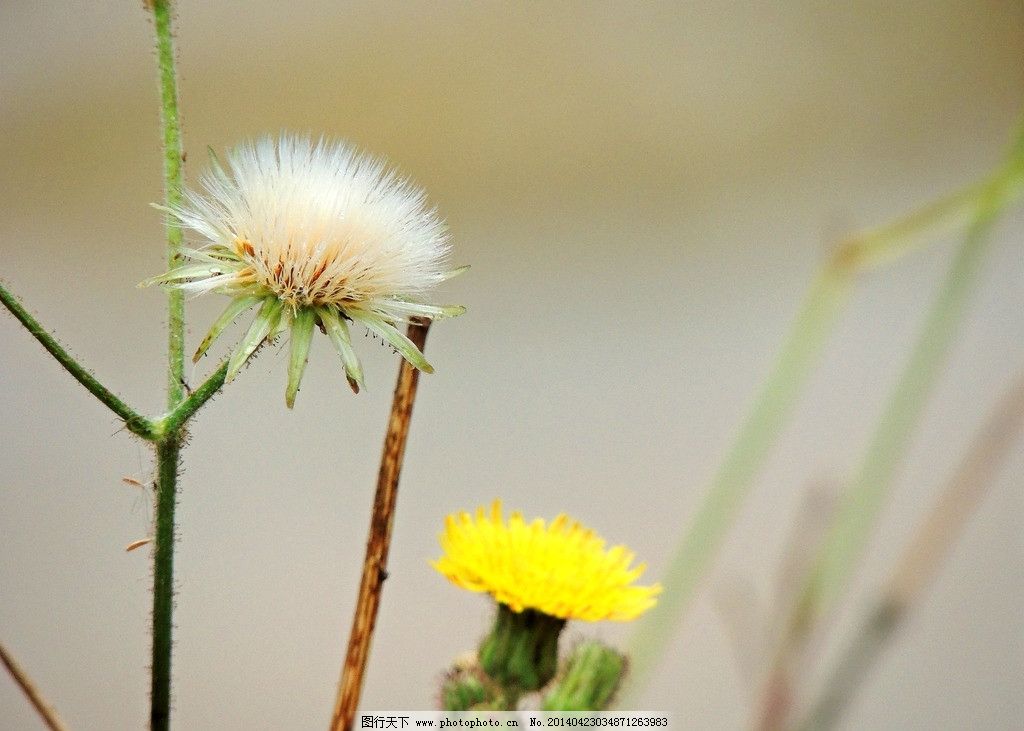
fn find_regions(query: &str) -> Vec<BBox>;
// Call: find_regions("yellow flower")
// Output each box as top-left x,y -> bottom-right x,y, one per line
432,501 -> 661,622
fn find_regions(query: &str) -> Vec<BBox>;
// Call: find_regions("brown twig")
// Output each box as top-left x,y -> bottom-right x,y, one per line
793,372 -> 1024,731
330,319 -> 432,731
1,641 -> 70,731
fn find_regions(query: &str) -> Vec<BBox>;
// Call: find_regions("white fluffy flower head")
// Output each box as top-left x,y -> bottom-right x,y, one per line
144,133 -> 465,407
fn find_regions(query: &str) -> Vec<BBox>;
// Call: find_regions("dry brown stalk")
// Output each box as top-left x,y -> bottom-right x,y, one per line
0,641 -> 70,731
330,319 -> 432,731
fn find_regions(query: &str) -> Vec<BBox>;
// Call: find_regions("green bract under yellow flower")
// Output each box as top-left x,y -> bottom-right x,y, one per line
142,133 -> 465,407
433,501 -> 661,622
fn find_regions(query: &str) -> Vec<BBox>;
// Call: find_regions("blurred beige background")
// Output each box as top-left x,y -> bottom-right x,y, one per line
1,1 -> 1022,729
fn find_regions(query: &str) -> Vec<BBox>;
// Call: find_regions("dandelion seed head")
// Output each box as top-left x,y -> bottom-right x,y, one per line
143,132 -> 465,406
174,134 -> 450,309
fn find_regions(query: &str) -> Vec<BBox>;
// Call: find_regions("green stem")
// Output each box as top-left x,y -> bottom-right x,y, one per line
150,436 -> 180,731
151,0 -> 186,409
157,362 -> 228,436
0,281 -> 156,440
622,127 -> 1024,701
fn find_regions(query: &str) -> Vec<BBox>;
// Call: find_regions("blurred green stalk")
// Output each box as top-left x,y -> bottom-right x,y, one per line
625,264 -> 850,697
755,191 -> 1017,727
797,150 -> 1021,627
754,121 -> 1024,731
623,119 -> 1024,701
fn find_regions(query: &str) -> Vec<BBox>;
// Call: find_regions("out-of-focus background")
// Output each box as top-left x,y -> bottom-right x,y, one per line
1,1 -> 1022,729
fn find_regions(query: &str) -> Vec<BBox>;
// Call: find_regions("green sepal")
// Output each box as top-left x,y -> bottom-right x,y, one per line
380,300 -> 467,319
226,297 -> 283,382
440,265 -> 471,281
138,262 -> 232,288
320,307 -> 365,393
479,604 -> 565,695
271,307 -> 292,338
182,245 -> 241,265
285,308 -> 316,408
347,309 -> 434,374
193,295 -> 261,362
206,145 -> 227,176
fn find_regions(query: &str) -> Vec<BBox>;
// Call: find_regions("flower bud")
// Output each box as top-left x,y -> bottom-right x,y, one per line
542,641 -> 627,711
440,655 -> 494,711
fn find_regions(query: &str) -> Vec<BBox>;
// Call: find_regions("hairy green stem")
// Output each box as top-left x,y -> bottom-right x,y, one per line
622,129 -> 1024,701
0,281 -> 156,440
149,2 -> 187,729
1,5 -> 225,728
157,362 -> 228,437
151,437 -> 180,731
151,0 -> 186,409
